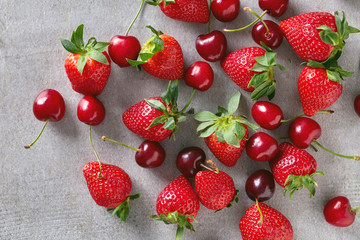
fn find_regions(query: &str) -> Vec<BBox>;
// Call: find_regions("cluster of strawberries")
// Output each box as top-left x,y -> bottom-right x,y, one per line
25,0 -> 360,239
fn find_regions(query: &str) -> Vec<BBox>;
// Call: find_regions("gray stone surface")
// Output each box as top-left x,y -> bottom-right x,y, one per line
0,0 -> 359,239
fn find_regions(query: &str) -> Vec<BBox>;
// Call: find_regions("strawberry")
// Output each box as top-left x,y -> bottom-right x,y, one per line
269,142 -> 324,199
61,24 -> 111,96
83,162 -> 140,222
221,47 -> 285,100
128,26 -> 184,81
195,170 -> 237,211
122,80 -> 194,141
239,201 -> 293,240
147,0 -> 209,23
194,92 -> 258,167
280,11 -> 359,62
151,175 -> 200,240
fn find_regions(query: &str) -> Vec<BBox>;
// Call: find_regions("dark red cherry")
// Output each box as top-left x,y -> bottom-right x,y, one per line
245,169 -> 275,202
324,196 -> 358,227
354,95 -> 360,117
176,147 -> 206,178
185,61 -> 214,91
108,35 -> 141,68
288,117 -> 321,149
196,30 -> 227,62
77,95 -> 105,126
251,101 -> 283,130
211,0 -> 240,22
259,0 -> 289,17
246,132 -> 279,161
135,140 -> 166,168
252,20 -> 284,49
33,89 -> 66,122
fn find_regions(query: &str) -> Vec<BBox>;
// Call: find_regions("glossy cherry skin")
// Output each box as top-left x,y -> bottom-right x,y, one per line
185,61 -> 214,91
245,169 -> 275,202
246,132 -> 279,161
33,89 -> 66,122
211,0 -> 240,22
323,196 -> 357,227
108,35 -> 141,68
176,147 -> 206,178
196,30 -> 227,62
252,20 -> 284,49
135,140 -> 166,168
288,117 -> 321,149
354,95 -> 360,117
77,95 -> 105,126
259,0 -> 289,17
251,101 -> 283,130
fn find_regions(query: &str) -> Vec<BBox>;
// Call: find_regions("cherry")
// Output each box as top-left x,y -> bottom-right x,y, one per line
324,196 -> 359,227
196,30 -> 227,62
176,147 -> 206,178
251,101 -> 283,130
246,132 -> 279,161
354,95 -> 360,117
211,0 -> 240,22
25,89 -> 66,149
288,117 -> 321,149
258,0 -> 289,17
185,61 -> 214,91
245,169 -> 275,202
108,36 -> 141,68
77,95 -> 105,126
252,20 -> 283,49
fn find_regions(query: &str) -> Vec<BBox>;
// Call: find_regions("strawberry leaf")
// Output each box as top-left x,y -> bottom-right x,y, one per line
196,121 -> 216,132
217,106 -> 228,115
108,194 -> 141,223
147,115 -> 168,129
93,42 -> 111,52
224,125 -> 240,148
74,24 -> 84,49
236,117 -> 259,132
234,122 -> 246,140
60,39 -> 82,54
199,124 -> 218,138
283,171 -> 324,200
77,55 -> 87,75
326,70 -> 342,82
227,91 -> 241,115
145,99 -> 167,112
248,72 -> 268,88
194,111 -> 219,122
89,50 -> 109,65
163,117 -> 176,130
250,81 -> 271,100
215,131 -> 225,142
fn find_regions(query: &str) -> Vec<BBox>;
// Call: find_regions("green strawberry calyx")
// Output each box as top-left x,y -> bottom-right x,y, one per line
145,0 -> 175,6
248,51 -> 286,101
282,171 -> 324,200
107,193 -> 141,223
194,92 -> 259,148
60,24 -> 110,75
150,211 -> 197,240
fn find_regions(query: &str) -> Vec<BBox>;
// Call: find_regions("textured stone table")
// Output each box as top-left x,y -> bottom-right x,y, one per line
0,0 -> 359,239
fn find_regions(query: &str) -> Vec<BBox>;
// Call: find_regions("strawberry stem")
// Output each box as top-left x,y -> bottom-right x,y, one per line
101,136 -> 141,152
256,199 -> 263,226
312,140 -> 360,160
24,119 -> 49,149
223,9 -> 267,32
89,125 -> 103,177
175,88 -> 196,116
281,110 -> 334,123
125,0 -> 146,36
207,0 -> 212,33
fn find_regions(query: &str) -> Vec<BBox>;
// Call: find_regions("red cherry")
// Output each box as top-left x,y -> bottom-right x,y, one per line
252,20 -> 283,49
185,61 -> 214,91
245,169 -> 275,202
211,0 -> 240,22
108,35 -> 141,68
135,140 -> 166,168
176,147 -> 206,178
259,0 -> 289,17
77,95 -> 105,126
354,95 -> 360,117
251,101 -> 283,130
288,117 -> 321,149
196,30 -> 227,62
324,196 -> 358,227
246,132 -> 279,161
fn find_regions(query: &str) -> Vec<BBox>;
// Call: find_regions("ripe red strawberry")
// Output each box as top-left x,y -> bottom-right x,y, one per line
128,26 -> 184,81
61,24 -> 111,96
195,170 -> 237,211
239,202 -> 293,240
194,92 -> 258,167
83,162 -> 140,222
298,66 -> 343,116
151,175 -> 200,240
269,142 -> 323,199
221,47 -> 285,100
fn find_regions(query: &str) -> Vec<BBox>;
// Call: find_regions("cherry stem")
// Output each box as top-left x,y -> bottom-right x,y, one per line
256,199 -> 263,226
125,0 -> 145,36
281,110 -> 334,123
89,125 -> 103,177
275,136 -> 289,141
312,140 -> 360,160
310,144 -> 318,152
223,9 -> 267,32
24,119 -> 49,149
101,136 -> 141,152
200,160 -> 219,173
175,88 -> 196,116
351,205 -> 360,214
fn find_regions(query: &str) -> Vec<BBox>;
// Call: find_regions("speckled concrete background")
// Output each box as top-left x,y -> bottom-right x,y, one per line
0,0 -> 359,239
